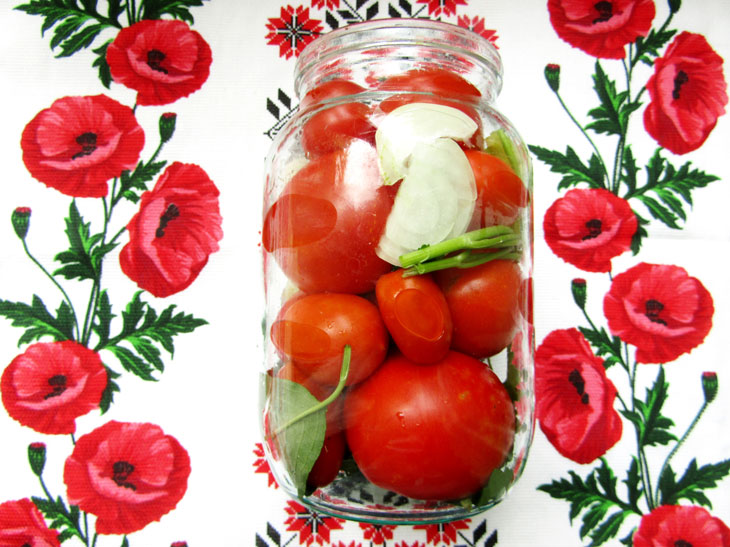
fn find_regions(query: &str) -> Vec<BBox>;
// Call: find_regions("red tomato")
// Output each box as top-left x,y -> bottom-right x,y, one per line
277,362 -> 344,437
300,80 -> 374,157
375,270 -> 452,364
376,67 -> 483,132
307,431 -> 346,488
465,150 -> 527,228
262,143 -> 396,293
270,293 -> 389,387
376,67 -> 481,97
436,260 -> 522,358
344,351 -> 515,500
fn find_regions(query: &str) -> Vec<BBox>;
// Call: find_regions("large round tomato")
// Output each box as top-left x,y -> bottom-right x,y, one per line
465,150 -> 527,228
375,270 -> 452,364
436,259 -> 522,358
344,351 -> 515,500
270,293 -> 389,387
300,79 -> 374,157
262,142 -> 396,293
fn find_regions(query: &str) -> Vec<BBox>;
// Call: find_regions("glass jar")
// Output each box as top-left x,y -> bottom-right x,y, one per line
260,18 -> 534,524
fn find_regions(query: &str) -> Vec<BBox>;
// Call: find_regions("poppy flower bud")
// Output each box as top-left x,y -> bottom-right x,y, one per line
571,278 -> 587,310
160,112 -> 177,143
544,64 -> 561,92
28,442 -> 46,477
668,0 -> 681,14
11,207 -> 31,240
702,372 -> 718,404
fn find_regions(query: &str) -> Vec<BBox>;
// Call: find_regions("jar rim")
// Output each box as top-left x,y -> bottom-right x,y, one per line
294,18 -> 503,99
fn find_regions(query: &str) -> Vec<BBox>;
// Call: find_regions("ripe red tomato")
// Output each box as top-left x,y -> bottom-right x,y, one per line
376,67 -> 481,97
436,259 -> 522,358
300,80 -> 375,157
375,270 -> 452,364
277,362 -> 344,437
270,293 -> 389,387
307,431 -> 346,488
376,67 -> 483,131
465,150 -> 527,228
344,351 -> 515,500
262,143 -> 396,293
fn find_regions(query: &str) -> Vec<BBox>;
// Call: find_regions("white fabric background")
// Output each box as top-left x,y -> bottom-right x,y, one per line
0,1 -> 728,545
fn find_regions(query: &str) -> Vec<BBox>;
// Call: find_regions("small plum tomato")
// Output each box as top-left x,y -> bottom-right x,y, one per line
262,142 -> 396,293
375,270 -> 452,364
436,259 -> 522,358
465,150 -> 527,228
307,431 -> 346,488
270,293 -> 389,387
300,79 -> 375,157
344,351 -> 515,500
277,362 -> 344,437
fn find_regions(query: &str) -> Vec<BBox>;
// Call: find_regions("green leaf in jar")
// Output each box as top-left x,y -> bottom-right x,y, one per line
485,129 -> 521,175
270,377 -> 327,496
268,345 -> 351,496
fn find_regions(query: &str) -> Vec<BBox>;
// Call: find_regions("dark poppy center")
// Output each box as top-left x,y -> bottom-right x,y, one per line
582,218 -> 603,240
147,49 -> 168,74
112,460 -> 137,490
44,374 -> 67,400
72,132 -> 98,159
674,541 -> 693,547
645,299 -> 667,325
593,1 -> 613,23
568,369 -> 590,405
156,203 -> 181,238
672,70 -> 689,100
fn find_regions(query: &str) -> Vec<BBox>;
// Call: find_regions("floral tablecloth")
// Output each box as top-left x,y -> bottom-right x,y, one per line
0,1 -> 728,546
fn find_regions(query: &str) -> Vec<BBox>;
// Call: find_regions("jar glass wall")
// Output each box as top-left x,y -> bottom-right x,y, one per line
261,18 -> 534,524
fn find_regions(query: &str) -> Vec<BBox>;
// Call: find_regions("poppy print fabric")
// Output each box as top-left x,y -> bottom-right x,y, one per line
0,1 -> 728,546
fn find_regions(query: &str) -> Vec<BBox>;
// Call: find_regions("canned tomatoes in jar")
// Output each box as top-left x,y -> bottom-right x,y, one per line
261,18 -> 534,524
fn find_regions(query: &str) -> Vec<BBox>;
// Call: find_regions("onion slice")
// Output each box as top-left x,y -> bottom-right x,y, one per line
376,137 -> 476,265
375,102 -> 479,185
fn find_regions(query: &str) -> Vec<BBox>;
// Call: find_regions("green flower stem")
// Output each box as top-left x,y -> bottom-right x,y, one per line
273,345 -> 351,437
654,398 -> 710,504
551,89 -> 611,188
629,358 -> 656,510
21,239 -> 81,341
403,247 -> 521,277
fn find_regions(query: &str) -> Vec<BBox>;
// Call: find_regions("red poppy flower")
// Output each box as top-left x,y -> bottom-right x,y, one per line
20,95 -> 144,198
548,0 -> 655,59
535,328 -> 622,464
633,505 -> 730,547
0,498 -> 60,546
1,341 -> 108,435
266,6 -> 323,60
283,500 -> 344,545
604,262 -> 714,364
64,421 -> 191,535
543,188 -> 637,273
644,32 -> 728,155
416,0 -> 467,17
120,162 -> 223,297
107,19 -> 212,106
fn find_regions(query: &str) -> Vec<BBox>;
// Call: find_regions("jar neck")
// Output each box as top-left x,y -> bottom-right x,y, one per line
294,19 -> 503,103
